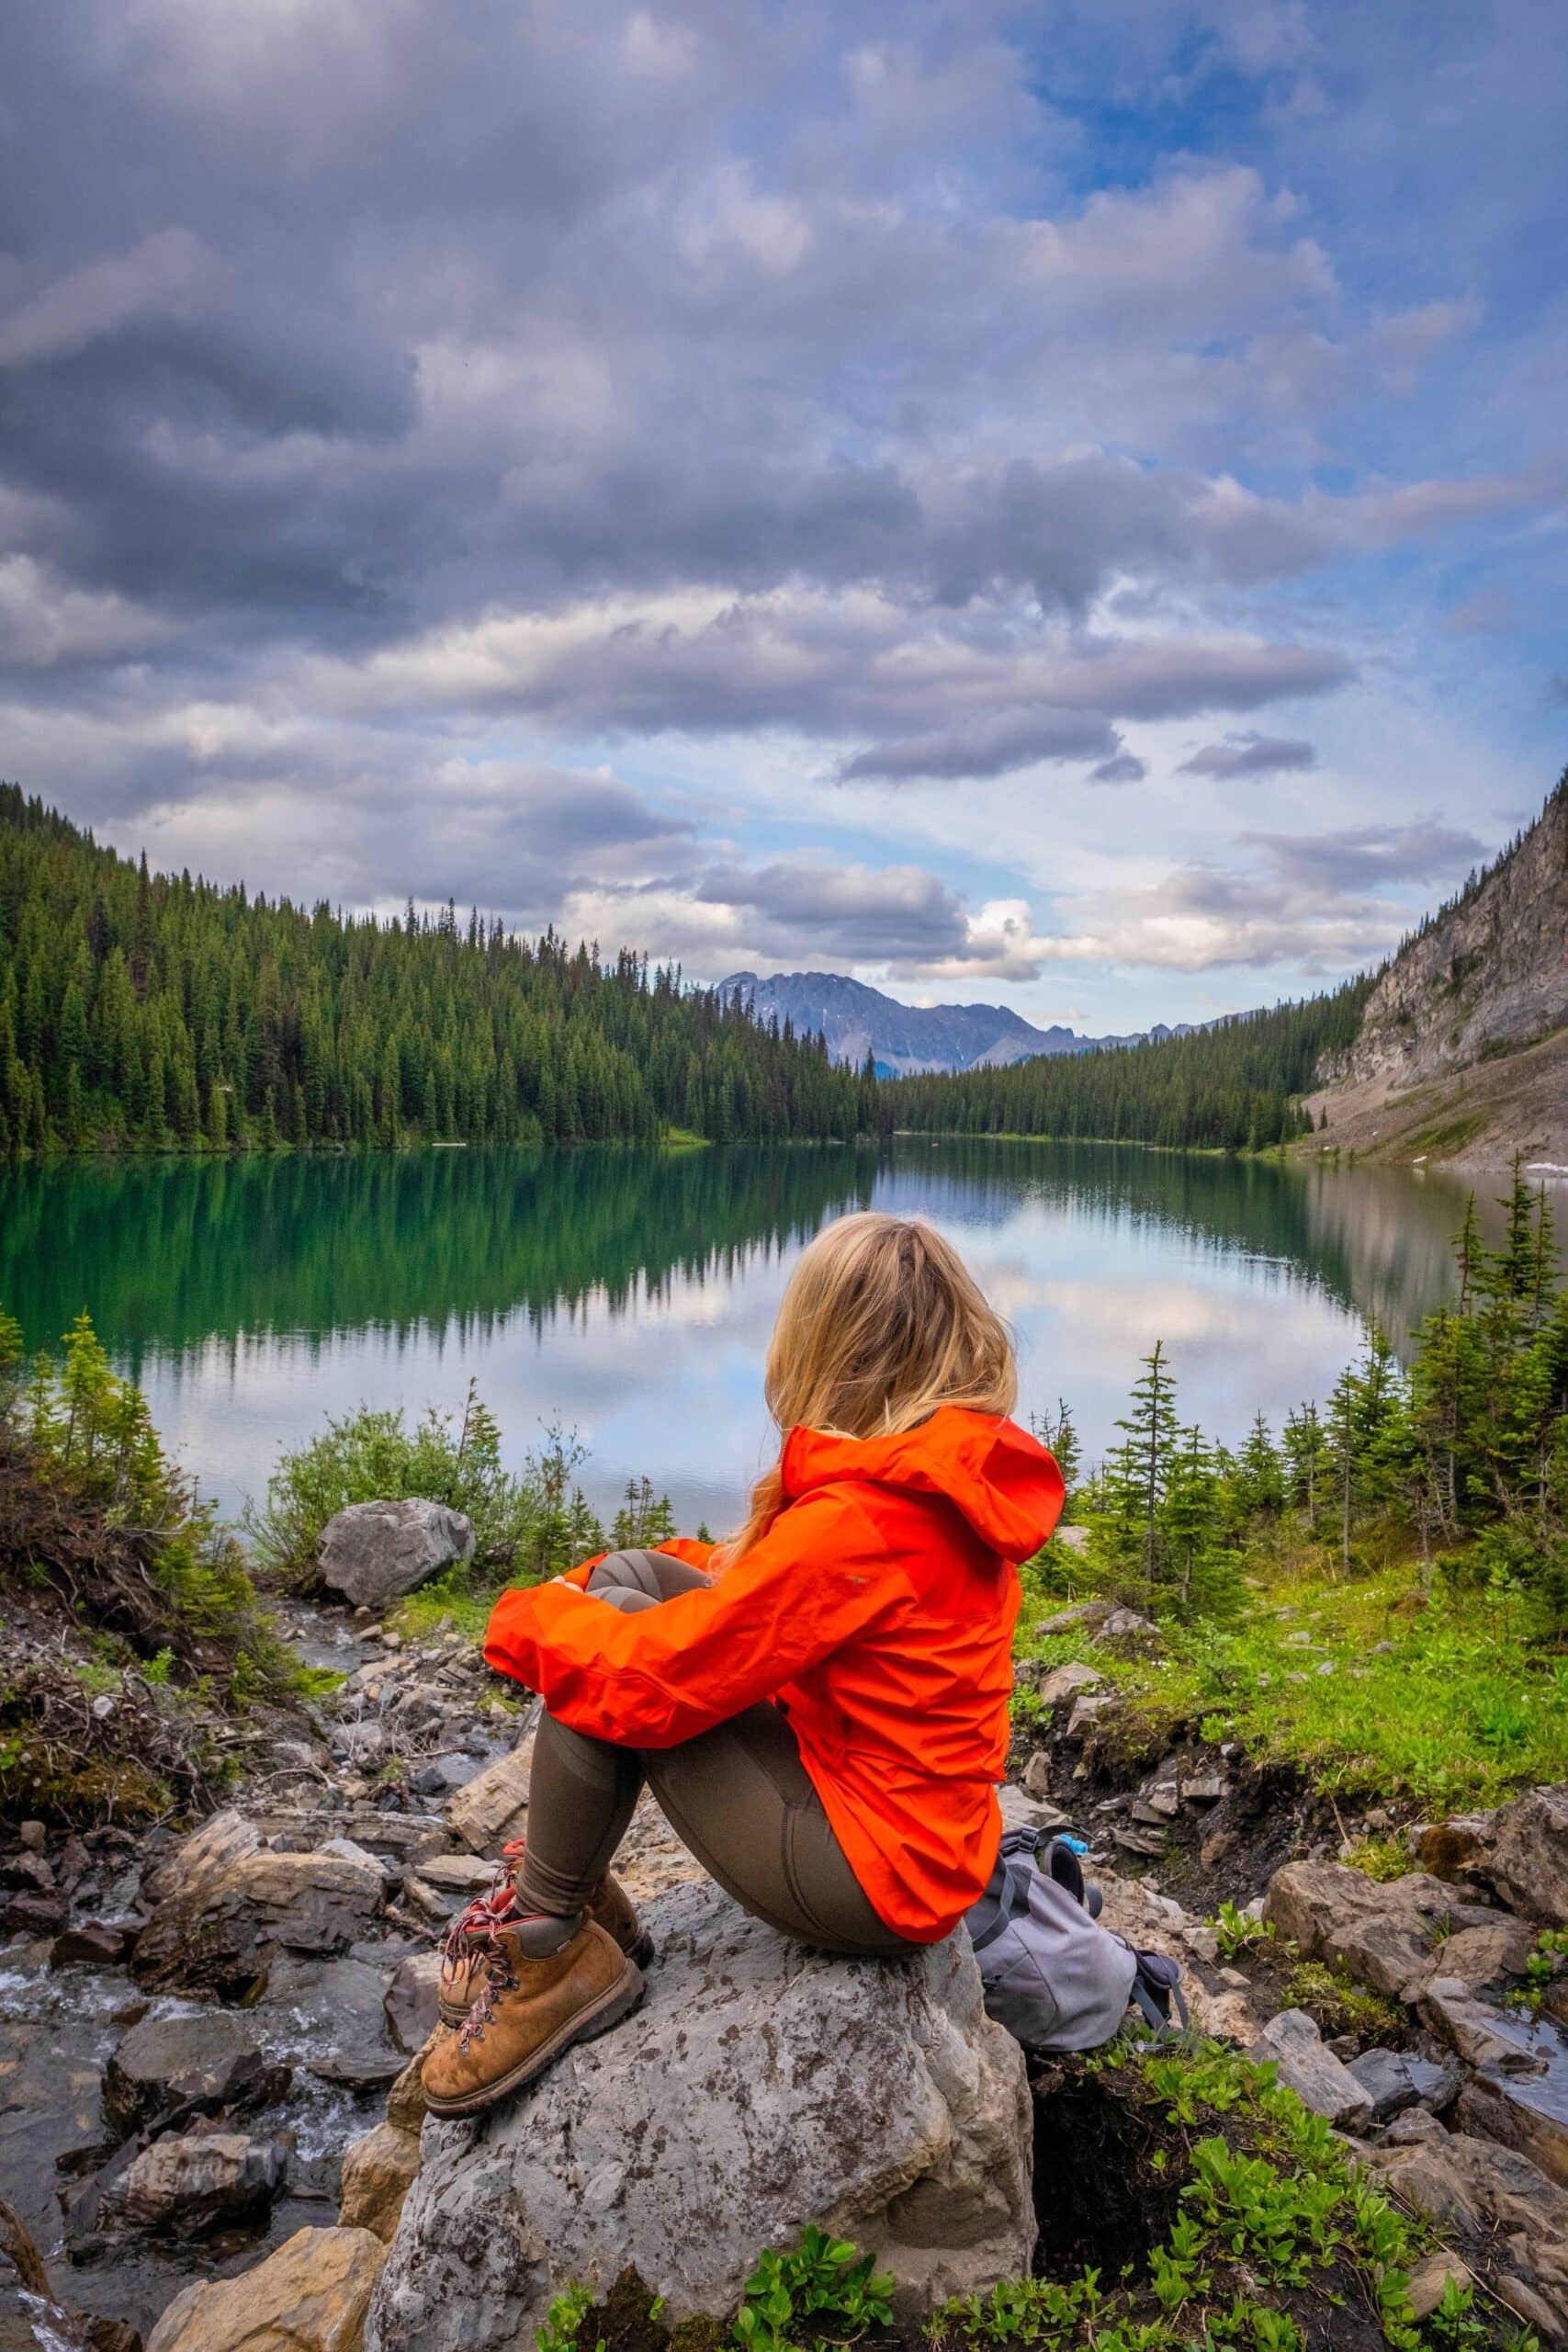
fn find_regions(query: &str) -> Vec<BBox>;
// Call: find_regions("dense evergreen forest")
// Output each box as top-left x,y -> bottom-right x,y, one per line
0,789 -> 882,1155
886,983 -> 1373,1151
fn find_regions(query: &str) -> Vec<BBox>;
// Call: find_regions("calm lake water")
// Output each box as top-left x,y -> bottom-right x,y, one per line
6,1140 -> 1559,1537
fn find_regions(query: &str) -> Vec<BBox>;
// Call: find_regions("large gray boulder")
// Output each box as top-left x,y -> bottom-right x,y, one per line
319,1498 -> 476,1610
1264,1860 -> 1499,2000
367,1881 -> 1033,2350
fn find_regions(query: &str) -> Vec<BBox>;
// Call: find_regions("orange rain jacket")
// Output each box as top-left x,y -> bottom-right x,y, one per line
483,1406 -> 1065,1942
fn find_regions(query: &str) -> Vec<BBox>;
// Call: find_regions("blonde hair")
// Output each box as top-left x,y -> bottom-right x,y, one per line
724,1212 -> 1016,1562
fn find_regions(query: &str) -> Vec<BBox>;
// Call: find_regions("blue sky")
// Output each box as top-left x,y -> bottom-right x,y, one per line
0,0 -> 1562,1032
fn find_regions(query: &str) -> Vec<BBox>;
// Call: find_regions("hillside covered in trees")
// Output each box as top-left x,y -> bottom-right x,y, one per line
0,789 -> 882,1155
886,982 -> 1372,1152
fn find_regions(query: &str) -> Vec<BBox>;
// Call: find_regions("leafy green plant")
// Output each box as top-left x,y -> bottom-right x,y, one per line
1211,1902 -> 1274,1961
1512,1928 -> 1568,2017
1280,1960 -> 1403,2041
1344,1835 -> 1411,1883
536,2283 -> 601,2352
733,2227 -> 893,2352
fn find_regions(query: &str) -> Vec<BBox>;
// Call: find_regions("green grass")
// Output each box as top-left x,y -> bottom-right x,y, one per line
1014,1542 -> 1568,1812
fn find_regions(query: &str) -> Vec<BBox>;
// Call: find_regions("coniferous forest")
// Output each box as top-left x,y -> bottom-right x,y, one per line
885,983 -> 1372,1152
0,788 -> 882,1155
0,785 -> 1369,1159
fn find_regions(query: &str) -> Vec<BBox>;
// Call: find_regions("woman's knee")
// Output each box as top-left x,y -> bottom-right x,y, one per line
585,1549 -> 667,1602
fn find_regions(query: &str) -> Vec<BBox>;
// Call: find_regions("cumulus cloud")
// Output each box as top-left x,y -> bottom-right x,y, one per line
0,0 -> 1555,1004
1178,731 -> 1317,779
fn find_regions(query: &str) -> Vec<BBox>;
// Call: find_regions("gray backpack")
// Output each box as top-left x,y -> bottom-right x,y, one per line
966,1828 -> 1187,2052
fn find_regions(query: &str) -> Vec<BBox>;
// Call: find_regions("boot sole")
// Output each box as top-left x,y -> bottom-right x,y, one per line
435,1931 -> 655,2029
423,1959 -> 647,2115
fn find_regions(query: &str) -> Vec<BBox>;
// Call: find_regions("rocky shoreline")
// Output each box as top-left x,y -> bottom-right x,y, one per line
4,1570 -> 1568,2349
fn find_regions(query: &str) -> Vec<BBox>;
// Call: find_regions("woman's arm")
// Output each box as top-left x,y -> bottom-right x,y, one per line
484,1487 -> 899,1747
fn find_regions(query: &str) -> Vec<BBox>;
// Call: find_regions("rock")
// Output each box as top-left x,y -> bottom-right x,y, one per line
104,2009 -> 270,2138
147,2223 -> 388,2351
1412,1813 -> 1498,1878
1418,1979 -> 1549,2074
1053,1523 -> 1091,1555
1455,2060 -> 1568,2190
3,1888 -> 65,1934
386,2047 -> 433,2133
997,1784 -> 1072,1837
1200,1828 -> 1238,1873
413,1753 -> 486,1797
1092,1606 -> 1162,1653
1036,1663 -> 1103,1710
367,1879 -> 1033,2348
411,1854 -> 495,1895
1035,1600 -> 1111,1637
340,2120 -> 423,2242
319,1498 -> 476,1611
1021,1752 -> 1054,1800
1432,1917 -> 1537,1996
51,1922 -> 134,1968
117,2130 -> 285,2235
446,1730 -> 536,1854
1348,2047 -> 1459,2120
1180,1774 -> 1226,1805
1477,1782 -> 1568,1926
17,1821 -> 47,1852
1264,1861 -> 1498,2000
132,1808 -> 386,1996
1405,2252 -> 1472,2322
1364,2132 -> 1568,2332
1250,2008 -> 1375,2130
385,1951 -> 443,2052
1382,2107 -> 1449,2145
1066,1693 -> 1112,1739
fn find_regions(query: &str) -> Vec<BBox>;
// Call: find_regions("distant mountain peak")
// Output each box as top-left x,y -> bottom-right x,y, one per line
721,968 -> 1164,1077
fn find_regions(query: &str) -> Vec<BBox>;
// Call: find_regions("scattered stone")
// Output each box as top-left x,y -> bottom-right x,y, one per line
1053,1524 -> 1091,1555
1036,1662 -> 1103,1709
1185,1925 -> 1219,1963
1066,1693 -> 1112,1739
1035,1600 -> 1112,1637
997,1784 -> 1073,1837
1250,2008 -> 1375,2130
1405,2252 -> 1472,2322
385,2047 -> 432,2134
1412,1812 -> 1496,1880
1264,1860 -> 1498,2000
1348,2047 -> 1460,2121
1112,1827 -> 1166,1859
1476,1782 -> 1568,1926
1418,1979 -> 1549,2074
117,2130 -> 285,2236
1180,1774 -> 1226,1805
385,1951 -> 443,2052
1092,1606 -> 1161,1653
3,1888 -> 65,1934
338,2120 -> 423,2243
410,1853 -> 494,1895
1021,1751 -> 1054,1800
1200,1828 -> 1238,1873
132,1808 -> 386,1996
104,2009 -> 272,2138
1365,2132 -> 1568,2333
318,1498 -> 476,1610
1432,1918 -> 1537,1996
51,1922 -> 134,1969
1455,2065 -> 1568,2191
368,1878 -> 1033,2346
412,1750 -> 486,1797
147,2223 -> 387,2352
1382,2107 -> 1449,2146
17,1820 -> 47,1852
446,1731 -> 536,1853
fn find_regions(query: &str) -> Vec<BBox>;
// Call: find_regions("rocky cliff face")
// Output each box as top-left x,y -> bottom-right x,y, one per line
1323,778 -> 1568,1093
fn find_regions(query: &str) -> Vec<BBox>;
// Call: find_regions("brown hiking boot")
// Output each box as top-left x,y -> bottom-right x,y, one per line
423,1918 -> 644,2115
437,1848 -> 652,2027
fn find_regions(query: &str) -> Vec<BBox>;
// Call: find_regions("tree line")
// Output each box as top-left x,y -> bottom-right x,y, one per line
1071,1161 -> 1568,1631
0,788 -> 882,1156
885,983 -> 1371,1152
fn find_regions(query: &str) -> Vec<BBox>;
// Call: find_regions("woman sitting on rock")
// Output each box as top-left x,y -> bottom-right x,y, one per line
422,1210 -> 1065,2116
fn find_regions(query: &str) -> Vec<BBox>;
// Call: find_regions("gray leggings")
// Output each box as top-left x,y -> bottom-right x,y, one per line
516,1549 -> 914,1957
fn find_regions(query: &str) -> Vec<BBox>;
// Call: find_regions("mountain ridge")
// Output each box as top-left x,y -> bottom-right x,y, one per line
722,967 -> 1183,1077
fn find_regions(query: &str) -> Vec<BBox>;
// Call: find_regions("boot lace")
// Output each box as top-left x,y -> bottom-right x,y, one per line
457,1936 -> 520,2049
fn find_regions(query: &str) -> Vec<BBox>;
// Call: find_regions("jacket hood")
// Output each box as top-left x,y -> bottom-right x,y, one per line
781,1407 -> 1065,1562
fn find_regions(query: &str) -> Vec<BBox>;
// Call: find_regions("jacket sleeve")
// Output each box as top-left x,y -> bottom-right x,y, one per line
483,1489 -> 900,1747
